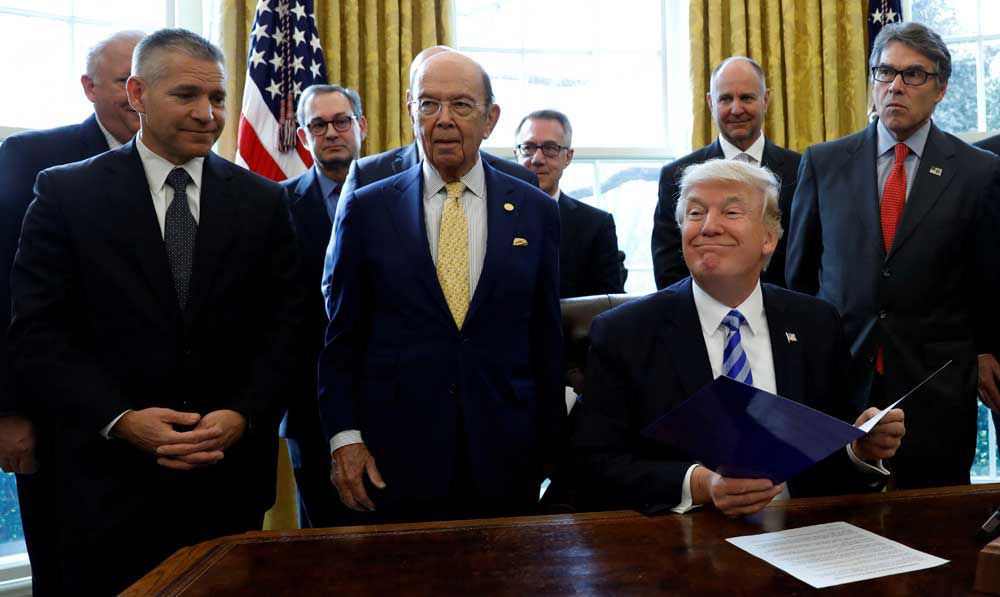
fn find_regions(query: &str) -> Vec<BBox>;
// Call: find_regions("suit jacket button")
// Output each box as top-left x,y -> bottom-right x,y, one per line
882,268 -> 891,278
879,310 -> 888,319
449,384 -> 457,396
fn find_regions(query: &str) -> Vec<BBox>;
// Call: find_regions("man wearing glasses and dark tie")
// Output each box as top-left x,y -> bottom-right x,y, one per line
281,84 -> 368,528
787,21 -> 1000,490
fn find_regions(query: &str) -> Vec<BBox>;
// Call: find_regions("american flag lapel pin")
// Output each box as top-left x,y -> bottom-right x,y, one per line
785,332 -> 797,343
929,166 -> 943,176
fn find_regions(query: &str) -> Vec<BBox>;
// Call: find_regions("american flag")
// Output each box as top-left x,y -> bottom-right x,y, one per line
868,0 -> 903,58
235,0 -> 328,181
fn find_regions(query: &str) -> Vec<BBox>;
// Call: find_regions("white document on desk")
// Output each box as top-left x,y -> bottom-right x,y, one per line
726,521 -> 949,588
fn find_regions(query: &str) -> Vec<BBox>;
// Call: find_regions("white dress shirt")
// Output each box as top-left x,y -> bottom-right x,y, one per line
94,114 -> 125,150
718,132 -> 766,164
329,157 -> 491,454
101,136 -> 204,438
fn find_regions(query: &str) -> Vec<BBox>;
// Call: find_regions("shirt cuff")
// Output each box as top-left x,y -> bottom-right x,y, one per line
671,464 -> 702,514
101,410 -> 131,439
846,442 -> 891,476
330,429 -> 364,454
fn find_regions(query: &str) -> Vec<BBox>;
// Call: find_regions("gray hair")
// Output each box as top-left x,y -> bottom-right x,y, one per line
515,109 -> 573,147
709,56 -> 767,97
297,84 -> 364,126
133,28 -> 225,87
86,30 -> 145,81
869,21 -> 951,85
675,159 -> 783,269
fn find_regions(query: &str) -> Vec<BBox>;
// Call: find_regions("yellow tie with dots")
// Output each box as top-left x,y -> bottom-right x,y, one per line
437,181 -> 469,328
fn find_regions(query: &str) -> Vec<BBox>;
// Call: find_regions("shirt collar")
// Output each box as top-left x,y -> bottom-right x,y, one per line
877,118 -> 931,159
691,277 -> 766,338
422,155 -> 486,201
135,134 -> 204,194
94,113 -> 125,150
314,166 -> 342,199
719,132 -> 766,163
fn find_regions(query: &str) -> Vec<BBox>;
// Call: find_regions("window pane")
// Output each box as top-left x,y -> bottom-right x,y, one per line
932,42 -> 976,134
0,473 -> 24,556
910,0 -> 978,39
0,0 -> 70,13
985,42 -> 1000,131
73,0 -> 166,27
972,402 -> 996,478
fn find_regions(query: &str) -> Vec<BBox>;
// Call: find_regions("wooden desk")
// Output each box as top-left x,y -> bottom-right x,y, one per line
127,484 -> 1000,596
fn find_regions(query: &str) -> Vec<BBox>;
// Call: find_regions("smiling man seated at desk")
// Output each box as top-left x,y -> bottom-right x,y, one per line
573,159 -> 906,516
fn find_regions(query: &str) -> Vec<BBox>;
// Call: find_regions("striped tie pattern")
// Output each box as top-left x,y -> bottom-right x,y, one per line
721,309 -> 753,384
437,181 -> 469,328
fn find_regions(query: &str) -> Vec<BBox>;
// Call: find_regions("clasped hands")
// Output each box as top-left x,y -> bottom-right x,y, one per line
694,407 -> 905,517
112,407 -> 246,470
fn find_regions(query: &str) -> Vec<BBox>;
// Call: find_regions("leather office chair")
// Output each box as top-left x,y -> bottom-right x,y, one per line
544,293 -> 644,513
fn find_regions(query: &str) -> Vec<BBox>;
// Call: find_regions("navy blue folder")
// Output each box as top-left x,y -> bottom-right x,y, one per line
640,376 -> 864,485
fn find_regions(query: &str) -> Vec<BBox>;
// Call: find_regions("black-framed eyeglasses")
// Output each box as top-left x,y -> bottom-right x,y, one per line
306,115 -> 358,135
410,98 -> 486,118
515,142 -> 569,158
871,65 -> 940,86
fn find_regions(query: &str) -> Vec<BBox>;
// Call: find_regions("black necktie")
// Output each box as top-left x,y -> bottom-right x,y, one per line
165,168 -> 197,309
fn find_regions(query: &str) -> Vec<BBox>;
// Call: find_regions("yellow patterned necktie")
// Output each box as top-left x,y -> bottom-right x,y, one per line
437,181 -> 469,328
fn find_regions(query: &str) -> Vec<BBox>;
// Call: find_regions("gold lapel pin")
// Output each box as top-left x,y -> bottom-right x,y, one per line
503,203 -> 515,212
513,237 -> 528,246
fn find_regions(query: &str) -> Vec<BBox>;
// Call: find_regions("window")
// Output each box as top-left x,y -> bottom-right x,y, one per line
457,0 -> 692,294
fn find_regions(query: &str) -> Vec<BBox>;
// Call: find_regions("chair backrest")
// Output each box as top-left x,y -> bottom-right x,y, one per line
561,293 -> 644,395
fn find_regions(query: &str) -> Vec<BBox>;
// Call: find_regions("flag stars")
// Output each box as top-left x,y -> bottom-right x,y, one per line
310,34 -> 322,54
871,8 -> 884,24
292,28 -> 306,46
249,49 -> 266,68
309,62 -> 322,78
292,80 -> 303,97
268,54 -> 284,70
273,27 -> 286,45
250,22 -> 269,40
290,55 -> 305,73
291,2 -> 306,20
276,0 -> 290,18
265,79 -> 282,100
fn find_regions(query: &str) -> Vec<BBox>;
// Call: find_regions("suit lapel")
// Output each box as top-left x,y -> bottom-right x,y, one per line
103,142 -> 179,318
887,124 -> 956,260
466,163 -> 517,325
850,123 -> 885,259
761,139 -> 784,171
657,280 -> 714,398
186,153 -> 238,325
79,114 -> 112,156
394,143 -> 419,174
292,169 -> 333,260
762,286 -> 804,401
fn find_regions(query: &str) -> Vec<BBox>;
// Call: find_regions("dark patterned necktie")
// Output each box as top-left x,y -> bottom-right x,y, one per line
165,168 -> 197,309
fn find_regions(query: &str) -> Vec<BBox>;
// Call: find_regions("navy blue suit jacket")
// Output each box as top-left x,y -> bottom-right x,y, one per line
9,142 -> 303,553
975,133 -> 1000,155
319,161 -> 564,512
786,120 -> 1000,487
574,278 -> 880,513
0,114 -> 110,413
651,138 -> 801,289
558,192 -> 623,298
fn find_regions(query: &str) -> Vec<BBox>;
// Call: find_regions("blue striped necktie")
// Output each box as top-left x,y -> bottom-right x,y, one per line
721,309 -> 753,385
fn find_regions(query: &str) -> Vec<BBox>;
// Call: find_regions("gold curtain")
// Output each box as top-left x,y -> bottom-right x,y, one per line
218,0 -> 453,161
217,0 -> 453,531
689,0 -> 870,153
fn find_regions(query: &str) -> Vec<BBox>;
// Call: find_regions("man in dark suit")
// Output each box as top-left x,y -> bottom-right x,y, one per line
8,29 -> 302,594
651,56 -> 800,290
514,109 -> 624,298
786,22 -> 1000,489
280,83 -> 367,528
319,51 -> 564,523
575,159 -> 904,515
0,30 -> 143,595
975,133 -> 1000,155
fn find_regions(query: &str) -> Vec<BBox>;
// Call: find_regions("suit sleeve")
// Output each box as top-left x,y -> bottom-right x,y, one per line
223,188 -> 305,427
322,159 -> 363,312
592,212 -> 625,294
785,149 -> 822,295
574,314 -> 694,513
317,190 -> 368,440
651,164 -> 688,290
533,196 -> 567,463
974,156 -> 1000,357
8,170 -> 132,429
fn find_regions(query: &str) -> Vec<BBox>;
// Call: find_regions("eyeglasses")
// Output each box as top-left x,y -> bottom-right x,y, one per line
871,65 -> 940,87
515,143 -> 569,158
306,115 -> 358,136
410,98 -> 486,119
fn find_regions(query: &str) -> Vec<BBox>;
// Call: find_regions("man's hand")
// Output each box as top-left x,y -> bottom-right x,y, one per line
692,466 -> 781,516
154,409 -> 247,470
0,415 -> 38,474
979,354 -> 1000,413
851,407 -> 905,462
112,408 -> 222,469
331,443 -> 386,512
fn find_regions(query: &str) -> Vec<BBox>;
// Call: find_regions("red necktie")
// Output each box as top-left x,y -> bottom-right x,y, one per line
876,143 -> 909,375
880,143 -> 909,252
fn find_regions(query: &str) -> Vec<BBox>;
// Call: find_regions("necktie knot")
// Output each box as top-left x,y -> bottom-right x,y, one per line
893,143 -> 910,163
166,168 -> 191,193
722,309 -> 747,333
733,153 -> 757,165
445,181 -> 466,203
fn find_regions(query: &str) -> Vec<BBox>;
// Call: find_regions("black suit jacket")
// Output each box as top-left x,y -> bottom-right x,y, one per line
786,120 -> 1000,487
574,278 -> 880,513
8,142 -> 303,584
975,133 -> 1000,155
0,114 -> 110,413
651,138 -> 801,289
558,192 -> 624,298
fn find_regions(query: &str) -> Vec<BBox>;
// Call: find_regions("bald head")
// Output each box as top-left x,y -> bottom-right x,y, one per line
82,31 -> 145,144
409,45 -> 454,89
707,56 -> 770,151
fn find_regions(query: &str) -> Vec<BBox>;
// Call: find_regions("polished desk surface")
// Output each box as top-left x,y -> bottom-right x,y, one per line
127,484 -> 1000,596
